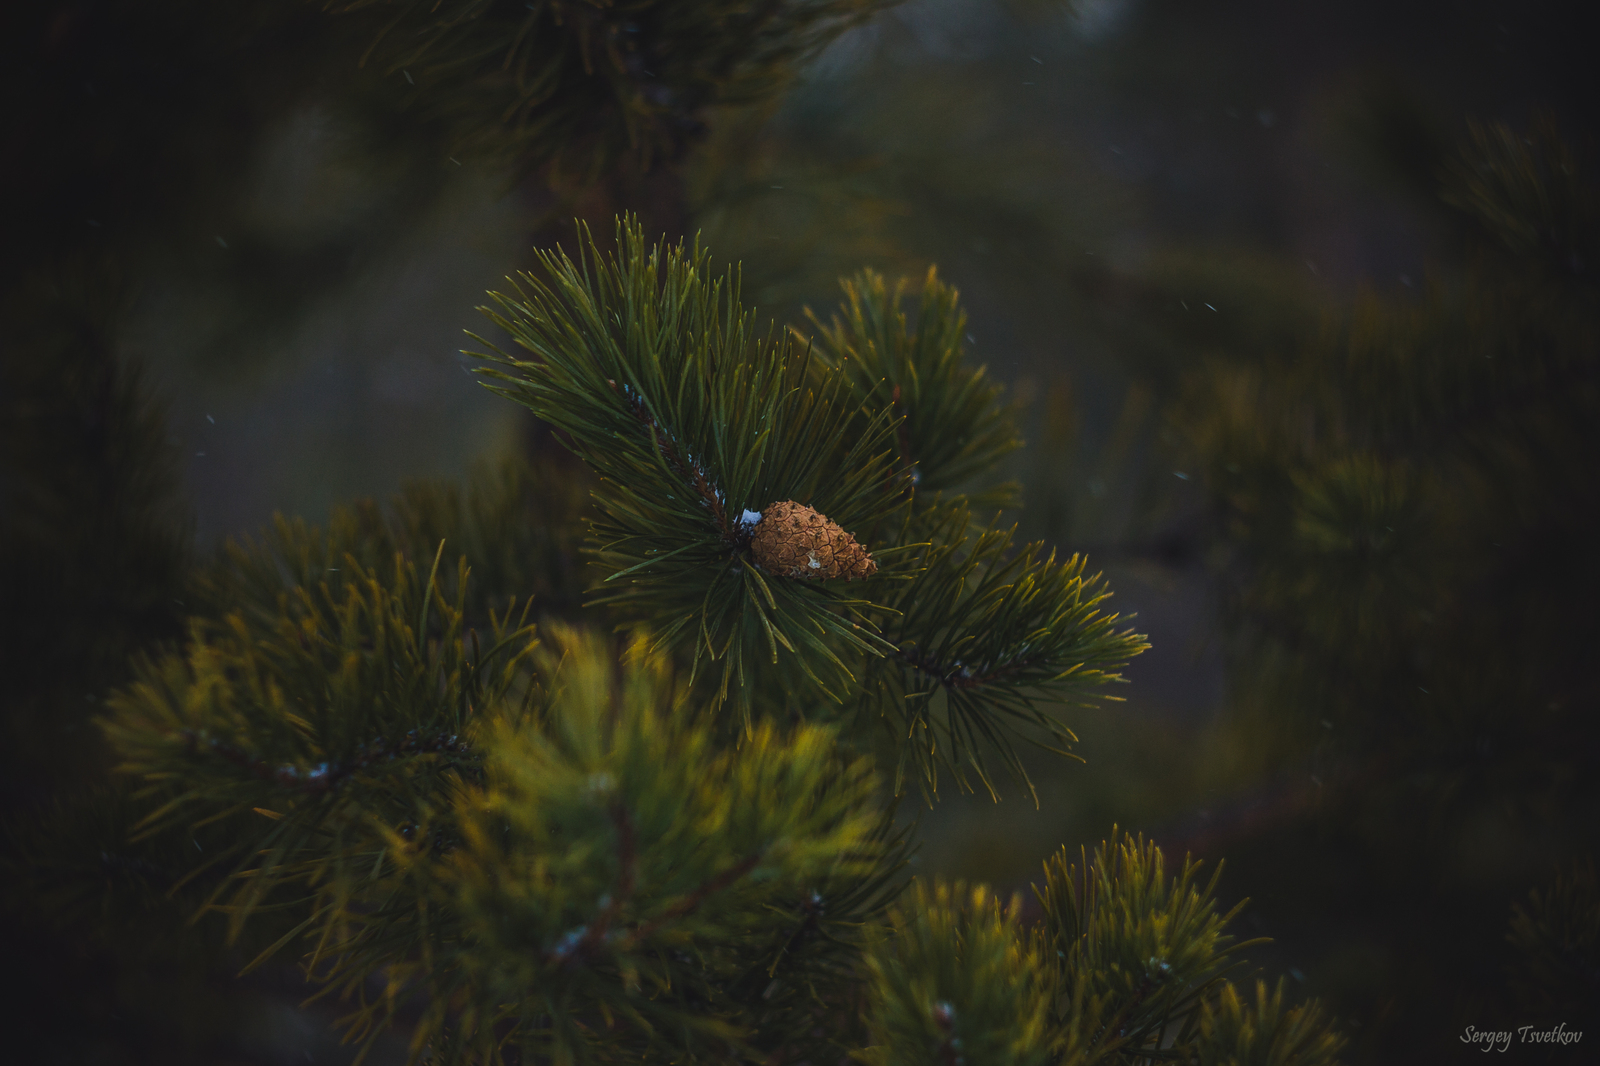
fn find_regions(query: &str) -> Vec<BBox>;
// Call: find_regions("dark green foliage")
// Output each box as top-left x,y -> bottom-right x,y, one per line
1032,833 -> 1266,1064
857,833 -> 1342,1066
0,4 -> 1348,1064
1507,860 -> 1600,1022
9,1 -> 1582,1059
367,626 -> 899,1064
0,268 -> 191,804
1443,119 -> 1597,274
807,268 -> 1023,506
475,217 -> 1147,793
863,508 -> 1148,803
98,597 -> 911,1064
475,219 -> 904,710
196,449 -> 593,631
861,880 -> 1053,1066
45,205 -> 1345,1063
1191,980 -> 1344,1066
1175,120 -> 1599,767
1147,118 -> 1598,1060
796,261 -> 1143,804
327,0 -> 897,179
103,546 -> 541,946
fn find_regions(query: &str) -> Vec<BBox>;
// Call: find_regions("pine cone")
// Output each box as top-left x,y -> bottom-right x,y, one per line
749,501 -> 876,580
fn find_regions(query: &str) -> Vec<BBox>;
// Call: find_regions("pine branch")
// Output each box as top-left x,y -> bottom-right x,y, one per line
368,625 -> 890,1064
859,879 -> 1053,1066
864,507 -> 1148,804
195,450 -> 591,633
322,0 -> 901,179
607,374 -> 737,542
805,266 -> 1023,506
474,218 -> 1150,799
180,727 -> 471,799
1192,979 -> 1346,1066
101,548 -> 538,945
473,215 -> 905,713
1031,831 -> 1269,1061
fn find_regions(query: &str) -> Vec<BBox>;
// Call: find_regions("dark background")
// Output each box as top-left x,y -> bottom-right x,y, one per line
4,1 -> 1596,1062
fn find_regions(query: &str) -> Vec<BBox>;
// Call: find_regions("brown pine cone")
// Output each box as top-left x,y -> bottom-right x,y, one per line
749,501 -> 877,580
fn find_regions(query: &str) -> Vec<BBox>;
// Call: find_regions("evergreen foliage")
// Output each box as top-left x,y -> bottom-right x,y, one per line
806,268 -> 1023,505
1506,860 -> 1600,1022
473,221 -> 906,714
5,219 -> 1344,1063
861,880 -> 1053,1066
104,545 -> 536,941
473,218 -> 1148,802
195,452 -> 593,632
1174,118 -> 1597,763
1134,116 -> 1600,1055
1,5 -> 1367,1063
326,0 -> 897,178
1190,981 -> 1343,1066
858,510 -> 1143,803
1030,835 -> 1263,1064
858,834 -> 1344,1066
0,268 -> 191,806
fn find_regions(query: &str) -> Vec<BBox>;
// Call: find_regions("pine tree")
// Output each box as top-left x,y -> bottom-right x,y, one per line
3,5 -> 1350,1064
1064,114 -> 1600,1061
15,217 -> 1346,1064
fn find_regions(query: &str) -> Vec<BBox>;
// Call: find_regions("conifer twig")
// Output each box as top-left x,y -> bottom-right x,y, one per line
896,645 -> 1042,691
625,853 -> 765,947
181,729 -> 471,797
607,377 -> 737,542
554,801 -> 638,965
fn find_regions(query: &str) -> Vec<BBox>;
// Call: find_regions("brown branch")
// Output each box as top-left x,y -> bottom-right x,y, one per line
547,812 -> 762,967
727,889 -> 827,1019
607,378 -> 735,541
589,802 -> 636,945
897,644 -> 1041,691
553,801 -> 639,966
769,890 -> 825,975
1088,970 -> 1156,1053
184,729 -> 470,797
625,852 -> 763,947
932,1002 -> 962,1066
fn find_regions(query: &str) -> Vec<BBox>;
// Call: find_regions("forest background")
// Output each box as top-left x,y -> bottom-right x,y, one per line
2,0 -> 1596,1063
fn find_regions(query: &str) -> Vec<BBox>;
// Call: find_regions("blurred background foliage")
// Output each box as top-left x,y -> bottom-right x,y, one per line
4,0 -> 1597,1062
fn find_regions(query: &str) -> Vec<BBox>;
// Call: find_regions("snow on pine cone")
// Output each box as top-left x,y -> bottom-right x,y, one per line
749,501 -> 876,580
